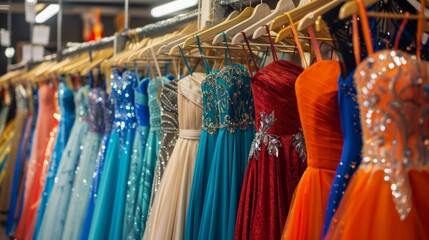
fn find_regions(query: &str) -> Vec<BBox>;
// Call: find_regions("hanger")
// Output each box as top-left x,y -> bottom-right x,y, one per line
212,3 -> 271,45
298,0 -> 346,31
181,7 -> 254,49
340,0 -> 429,19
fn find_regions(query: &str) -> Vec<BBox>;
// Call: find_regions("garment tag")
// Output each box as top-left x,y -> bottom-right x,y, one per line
0,29 -> 10,47
32,25 -> 50,45
25,2 -> 36,23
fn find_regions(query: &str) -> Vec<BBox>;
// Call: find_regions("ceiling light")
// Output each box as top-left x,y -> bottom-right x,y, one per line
5,47 -> 15,58
26,0 -> 37,3
35,4 -> 59,23
151,0 -> 197,18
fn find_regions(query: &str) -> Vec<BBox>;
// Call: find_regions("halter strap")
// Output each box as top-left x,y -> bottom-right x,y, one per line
178,46 -> 193,76
285,13 -> 308,68
307,25 -> 322,62
394,12 -> 410,50
264,25 -> 278,61
196,34 -> 212,74
221,32 -> 233,66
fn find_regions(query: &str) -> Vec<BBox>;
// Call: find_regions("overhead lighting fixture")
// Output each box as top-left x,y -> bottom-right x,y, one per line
150,0 -> 197,18
26,0 -> 37,3
35,4 -> 59,23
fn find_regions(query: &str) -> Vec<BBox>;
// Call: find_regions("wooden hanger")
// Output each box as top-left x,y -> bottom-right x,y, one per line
181,7 -> 254,49
250,0 -> 296,40
212,3 -> 271,44
340,0 -> 429,19
298,0 -> 346,31
0,70 -> 24,86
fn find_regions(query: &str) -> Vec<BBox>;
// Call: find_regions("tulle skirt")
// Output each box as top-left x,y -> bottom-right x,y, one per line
198,127 -> 254,240
37,121 -> 89,240
325,167 -> 429,240
143,134 -> 200,240
88,127 -> 135,240
61,131 -> 103,240
185,130 -> 218,240
281,167 -> 336,240
122,125 -> 149,239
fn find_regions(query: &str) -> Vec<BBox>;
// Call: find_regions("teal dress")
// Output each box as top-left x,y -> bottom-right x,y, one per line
88,70 -> 137,240
185,70 -> 220,240
198,64 -> 255,240
132,77 -> 169,239
122,78 -> 150,239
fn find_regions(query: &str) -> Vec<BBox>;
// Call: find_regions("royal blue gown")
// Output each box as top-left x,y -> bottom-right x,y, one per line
88,70 -> 137,240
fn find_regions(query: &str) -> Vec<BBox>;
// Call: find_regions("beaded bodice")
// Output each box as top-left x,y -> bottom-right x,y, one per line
74,85 -> 89,122
216,64 -> 254,132
111,69 -> 137,130
201,70 -> 220,135
160,80 -> 179,136
58,82 -> 75,121
355,50 -> 429,220
148,77 -> 170,131
135,78 -> 150,127
88,88 -> 106,133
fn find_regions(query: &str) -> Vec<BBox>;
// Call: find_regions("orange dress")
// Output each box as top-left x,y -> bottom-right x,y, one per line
326,50 -> 429,240
282,60 -> 344,239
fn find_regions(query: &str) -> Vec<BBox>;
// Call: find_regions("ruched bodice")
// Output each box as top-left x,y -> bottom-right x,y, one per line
135,79 -> 150,127
148,77 -> 170,131
295,61 -> 343,170
178,73 -> 205,132
216,64 -> 254,132
201,70 -> 220,134
112,70 -> 137,128
88,88 -> 106,133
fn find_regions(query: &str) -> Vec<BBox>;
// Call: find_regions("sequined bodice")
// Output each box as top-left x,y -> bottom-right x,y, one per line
104,93 -> 114,133
88,88 -> 106,133
74,85 -> 89,121
148,77 -> 169,130
201,70 -> 220,135
112,70 -> 137,129
135,78 -> 150,127
160,80 -> 179,134
216,64 -> 254,132
355,50 -> 429,220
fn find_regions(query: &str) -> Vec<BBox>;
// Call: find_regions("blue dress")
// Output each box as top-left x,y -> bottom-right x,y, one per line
34,81 -> 75,239
80,93 -> 114,240
185,70 -> 220,240
323,70 -> 362,235
198,64 -> 255,240
132,77 -> 169,238
88,70 -> 137,240
123,78 -> 150,239
37,85 -> 90,240
62,88 -> 107,240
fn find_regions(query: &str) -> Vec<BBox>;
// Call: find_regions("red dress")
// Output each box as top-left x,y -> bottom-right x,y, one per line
234,60 -> 307,240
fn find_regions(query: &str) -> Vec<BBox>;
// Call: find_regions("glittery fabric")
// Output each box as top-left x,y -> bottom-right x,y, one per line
62,87 -> 106,240
235,60 -> 306,240
88,70 -> 137,240
185,70 -> 220,240
80,92 -> 114,240
281,60 -> 343,240
34,82 -> 75,238
37,85 -> 90,240
323,70 -> 362,236
149,79 -> 179,212
15,84 -> 58,240
326,50 -> 429,239
143,72 -> 205,240
132,76 -> 170,239
123,78 -> 150,240
198,64 -> 255,240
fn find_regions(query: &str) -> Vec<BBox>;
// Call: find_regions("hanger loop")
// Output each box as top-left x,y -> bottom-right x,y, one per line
222,32 -> 233,66
178,46 -> 193,76
195,34 -> 212,74
284,14 -> 308,68
264,25 -> 278,61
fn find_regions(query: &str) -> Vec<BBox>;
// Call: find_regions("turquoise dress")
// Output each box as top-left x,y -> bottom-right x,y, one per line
33,82 -> 75,239
123,78 -> 150,239
198,64 -> 255,240
132,77 -> 169,239
88,70 -> 137,240
61,88 -> 106,240
37,85 -> 90,240
185,70 -> 220,240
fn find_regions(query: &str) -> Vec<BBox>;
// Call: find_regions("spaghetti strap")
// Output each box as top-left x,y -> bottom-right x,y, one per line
284,14 -> 308,68
196,34 -> 212,74
264,25 -> 278,61
221,32 -> 233,66
242,32 -> 259,72
178,46 -> 193,76
307,25 -> 322,62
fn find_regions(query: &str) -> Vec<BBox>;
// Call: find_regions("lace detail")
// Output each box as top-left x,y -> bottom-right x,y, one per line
356,50 -> 429,220
292,129 -> 306,163
201,71 -> 220,135
216,64 -> 255,133
249,111 -> 281,160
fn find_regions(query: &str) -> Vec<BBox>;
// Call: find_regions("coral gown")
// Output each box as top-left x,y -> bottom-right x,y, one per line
282,60 -> 343,240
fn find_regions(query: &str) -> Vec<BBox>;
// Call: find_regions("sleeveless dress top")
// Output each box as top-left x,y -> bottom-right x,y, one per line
80,92 -> 114,240
34,82 -> 75,238
123,78 -> 150,239
282,60 -> 343,240
143,73 -> 206,240
88,70 -> 137,240
326,50 -> 429,239
185,70 -> 220,240
62,87 -> 106,240
37,85 -> 90,240
235,60 -> 306,240
198,64 -> 255,240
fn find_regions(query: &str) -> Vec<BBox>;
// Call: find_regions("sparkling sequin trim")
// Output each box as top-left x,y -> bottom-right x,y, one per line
292,128 -> 306,163
248,111 -> 282,160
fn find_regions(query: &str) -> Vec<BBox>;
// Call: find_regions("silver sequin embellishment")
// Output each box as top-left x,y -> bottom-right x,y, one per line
249,111 -> 282,160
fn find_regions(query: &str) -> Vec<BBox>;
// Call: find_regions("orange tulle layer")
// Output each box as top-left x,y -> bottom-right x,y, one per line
326,166 -> 429,240
282,166 -> 336,240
